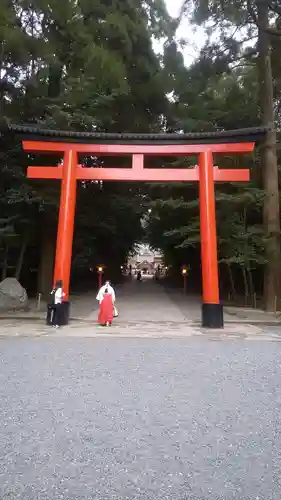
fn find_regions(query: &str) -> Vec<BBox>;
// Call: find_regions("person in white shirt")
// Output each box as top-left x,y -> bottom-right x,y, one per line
96,280 -> 116,304
50,280 -> 65,328
96,280 -> 118,324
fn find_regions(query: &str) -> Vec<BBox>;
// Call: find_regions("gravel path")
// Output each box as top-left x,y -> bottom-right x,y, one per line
0,337 -> 280,499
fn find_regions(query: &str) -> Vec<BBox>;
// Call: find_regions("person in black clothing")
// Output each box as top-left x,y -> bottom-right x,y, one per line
49,280 -> 65,328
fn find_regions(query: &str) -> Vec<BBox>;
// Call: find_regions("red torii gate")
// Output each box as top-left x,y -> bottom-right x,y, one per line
23,137 -> 254,328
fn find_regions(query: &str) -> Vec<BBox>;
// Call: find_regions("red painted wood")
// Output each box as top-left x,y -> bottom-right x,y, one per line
98,273 -> 102,289
76,167 -> 200,181
199,151 -> 220,305
27,165 -> 200,181
23,140 -> 255,155
53,150 -> 77,299
213,168 -> 250,182
27,165 -> 250,182
27,166 -> 63,179
132,153 -> 144,172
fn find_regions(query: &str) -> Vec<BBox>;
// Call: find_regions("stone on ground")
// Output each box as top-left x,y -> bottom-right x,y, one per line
0,277 -> 28,311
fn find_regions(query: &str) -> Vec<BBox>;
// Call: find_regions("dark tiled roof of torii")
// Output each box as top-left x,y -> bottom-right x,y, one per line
0,122 -> 269,145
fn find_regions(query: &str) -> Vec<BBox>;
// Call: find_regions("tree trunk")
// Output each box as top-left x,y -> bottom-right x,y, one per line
247,266 -> 255,305
48,61 -> 63,99
226,262 -> 237,301
242,266 -> 249,306
1,242 -> 8,281
15,230 -> 29,281
257,0 -> 281,311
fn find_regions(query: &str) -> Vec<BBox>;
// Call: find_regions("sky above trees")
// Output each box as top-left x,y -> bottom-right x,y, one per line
164,0 -> 206,65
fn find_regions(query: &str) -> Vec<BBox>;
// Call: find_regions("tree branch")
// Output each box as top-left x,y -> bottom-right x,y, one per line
265,27 -> 281,37
268,1 -> 281,16
247,0 -> 258,24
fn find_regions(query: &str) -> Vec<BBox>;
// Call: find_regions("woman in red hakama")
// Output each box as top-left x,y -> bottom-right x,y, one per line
98,288 -> 114,326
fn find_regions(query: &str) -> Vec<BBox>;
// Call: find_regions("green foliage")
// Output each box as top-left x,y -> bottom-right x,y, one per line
0,0 -> 173,287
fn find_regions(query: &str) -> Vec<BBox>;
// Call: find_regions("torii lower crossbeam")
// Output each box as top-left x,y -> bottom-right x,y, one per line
24,140 -> 254,329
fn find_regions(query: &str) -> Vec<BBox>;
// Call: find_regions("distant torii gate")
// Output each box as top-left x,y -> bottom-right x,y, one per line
23,138 -> 254,328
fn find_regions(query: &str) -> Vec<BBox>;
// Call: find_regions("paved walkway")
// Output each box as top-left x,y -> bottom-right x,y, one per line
87,277 -> 186,323
0,277 -> 276,338
1,277 -> 280,327
1,275 -> 281,341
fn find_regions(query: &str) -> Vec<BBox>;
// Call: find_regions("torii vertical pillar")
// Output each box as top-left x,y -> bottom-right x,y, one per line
199,151 -> 223,328
53,149 -> 77,306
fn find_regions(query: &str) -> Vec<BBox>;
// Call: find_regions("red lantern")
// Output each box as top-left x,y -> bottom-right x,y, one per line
97,265 -> 104,289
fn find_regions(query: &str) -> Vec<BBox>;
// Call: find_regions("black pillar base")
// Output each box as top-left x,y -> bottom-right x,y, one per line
201,303 -> 224,329
46,304 -> 54,326
46,301 -> 70,326
60,301 -> 70,325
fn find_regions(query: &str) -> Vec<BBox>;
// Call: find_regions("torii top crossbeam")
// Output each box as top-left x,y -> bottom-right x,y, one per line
4,123 -> 265,182
24,140 -> 253,182
2,123 -> 266,144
